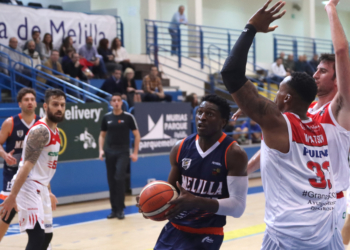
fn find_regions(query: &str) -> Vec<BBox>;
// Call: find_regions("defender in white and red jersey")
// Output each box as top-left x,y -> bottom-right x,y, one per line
221,1 -> 343,248
0,89 -> 66,250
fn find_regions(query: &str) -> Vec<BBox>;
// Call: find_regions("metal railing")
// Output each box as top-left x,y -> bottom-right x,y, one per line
0,49 -> 129,110
273,34 -> 350,60
145,19 -> 256,70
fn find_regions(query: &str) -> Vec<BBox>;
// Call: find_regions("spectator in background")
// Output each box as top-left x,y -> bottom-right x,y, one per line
23,40 -> 41,68
185,93 -> 199,109
283,54 -> 295,73
168,5 -> 187,55
294,55 -> 307,72
59,36 -> 75,57
79,36 -> 107,78
1,37 -> 23,74
99,67 -> 126,100
309,54 -> 319,73
279,51 -> 285,64
143,66 -> 172,102
37,50 -> 68,88
122,67 -> 143,107
235,119 -> 262,144
23,31 -> 42,58
98,38 -> 117,73
61,48 -> 74,66
269,57 -> 287,83
224,119 -> 240,141
41,33 -> 53,62
62,52 -> 86,82
111,38 -> 133,71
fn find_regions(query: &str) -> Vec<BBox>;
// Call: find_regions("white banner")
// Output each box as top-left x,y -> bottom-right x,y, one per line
0,5 -> 117,50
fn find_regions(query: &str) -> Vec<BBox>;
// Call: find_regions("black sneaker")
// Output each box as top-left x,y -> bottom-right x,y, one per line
116,211 -> 125,220
107,212 -> 117,219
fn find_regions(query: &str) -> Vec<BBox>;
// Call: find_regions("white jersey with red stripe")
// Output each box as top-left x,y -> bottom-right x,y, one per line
307,102 -> 350,192
261,112 -> 337,248
13,120 -> 60,187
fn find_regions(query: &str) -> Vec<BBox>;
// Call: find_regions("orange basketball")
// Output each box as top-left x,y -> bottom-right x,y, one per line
139,181 -> 178,221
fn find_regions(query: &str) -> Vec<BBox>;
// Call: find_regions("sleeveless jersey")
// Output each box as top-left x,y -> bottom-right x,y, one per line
170,133 -> 235,232
261,113 -> 337,248
307,102 -> 350,193
1,114 -> 40,195
13,121 -> 60,187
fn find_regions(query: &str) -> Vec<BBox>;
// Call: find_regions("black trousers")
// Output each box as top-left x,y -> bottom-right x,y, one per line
104,148 -> 129,212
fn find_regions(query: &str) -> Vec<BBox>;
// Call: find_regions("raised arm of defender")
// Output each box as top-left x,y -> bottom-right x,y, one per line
221,0 -> 289,153
326,0 -> 350,131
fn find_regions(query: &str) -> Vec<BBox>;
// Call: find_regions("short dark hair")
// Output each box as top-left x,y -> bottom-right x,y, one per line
32,30 -> 40,36
51,49 -> 59,55
17,88 -> 36,102
201,94 -> 231,123
287,72 -> 317,104
319,53 -> 336,79
112,93 -> 122,98
45,89 -> 66,104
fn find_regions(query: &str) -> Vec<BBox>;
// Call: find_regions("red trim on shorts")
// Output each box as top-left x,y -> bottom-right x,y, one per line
337,192 -> 344,199
0,194 -> 8,200
171,222 -> 224,235
176,138 -> 186,163
9,116 -> 14,136
225,141 -> 236,169
34,180 -> 44,186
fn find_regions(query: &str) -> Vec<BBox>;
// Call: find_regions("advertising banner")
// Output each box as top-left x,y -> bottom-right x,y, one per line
0,5 -> 117,49
134,103 -> 192,154
36,103 -> 108,162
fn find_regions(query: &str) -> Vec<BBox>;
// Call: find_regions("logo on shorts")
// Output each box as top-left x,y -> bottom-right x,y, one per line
17,130 -> 24,138
45,224 -> 53,228
202,236 -> 214,243
36,190 -> 40,194
182,158 -> 192,170
343,212 -> 346,219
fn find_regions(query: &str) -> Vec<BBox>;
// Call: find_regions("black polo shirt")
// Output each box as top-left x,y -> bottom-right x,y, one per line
101,111 -> 138,150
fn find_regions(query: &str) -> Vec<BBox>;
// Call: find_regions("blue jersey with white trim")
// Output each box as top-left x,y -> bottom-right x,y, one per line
2,114 -> 40,193
170,133 -> 235,229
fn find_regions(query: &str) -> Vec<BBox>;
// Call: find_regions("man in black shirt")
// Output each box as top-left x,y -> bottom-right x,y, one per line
98,68 -> 126,100
62,53 -> 86,81
99,93 -> 140,219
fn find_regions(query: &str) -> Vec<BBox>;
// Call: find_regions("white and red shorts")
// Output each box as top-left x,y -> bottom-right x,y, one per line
15,180 -> 53,233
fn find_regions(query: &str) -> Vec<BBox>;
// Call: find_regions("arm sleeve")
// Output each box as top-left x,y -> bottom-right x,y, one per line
221,24 -> 257,93
216,176 -> 248,218
100,115 -> 107,131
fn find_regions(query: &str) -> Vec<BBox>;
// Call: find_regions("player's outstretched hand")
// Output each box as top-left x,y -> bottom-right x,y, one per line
0,194 -> 18,221
135,195 -> 149,219
232,109 -> 243,121
326,0 -> 339,8
248,0 -> 286,33
165,182 -> 196,220
49,192 -> 58,211
5,149 -> 17,166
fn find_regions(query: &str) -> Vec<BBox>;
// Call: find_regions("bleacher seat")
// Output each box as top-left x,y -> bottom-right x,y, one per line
28,2 -> 42,8
48,5 -> 63,10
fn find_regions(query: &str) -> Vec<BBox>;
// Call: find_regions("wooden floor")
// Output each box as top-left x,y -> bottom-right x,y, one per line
1,178 -> 267,249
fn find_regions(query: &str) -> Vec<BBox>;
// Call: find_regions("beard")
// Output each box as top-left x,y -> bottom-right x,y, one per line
47,106 -> 65,123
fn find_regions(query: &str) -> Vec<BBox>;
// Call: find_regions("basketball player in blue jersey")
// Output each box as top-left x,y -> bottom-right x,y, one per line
138,94 -> 249,250
0,88 -> 42,241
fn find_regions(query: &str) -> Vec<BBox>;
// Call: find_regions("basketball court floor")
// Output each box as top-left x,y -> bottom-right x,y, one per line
1,177 -> 342,250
